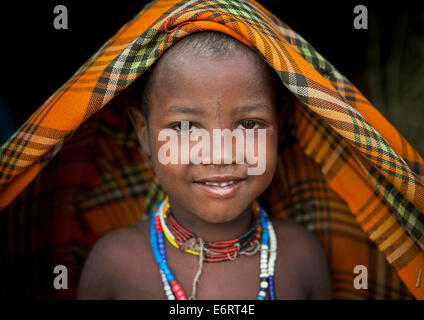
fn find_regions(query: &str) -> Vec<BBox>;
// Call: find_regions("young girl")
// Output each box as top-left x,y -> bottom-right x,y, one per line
77,31 -> 332,300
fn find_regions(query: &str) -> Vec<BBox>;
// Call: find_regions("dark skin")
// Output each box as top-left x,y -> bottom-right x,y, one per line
77,42 -> 332,300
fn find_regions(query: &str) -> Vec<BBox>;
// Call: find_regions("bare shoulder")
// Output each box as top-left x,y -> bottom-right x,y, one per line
270,217 -> 332,299
270,218 -> 322,252
77,219 -> 151,299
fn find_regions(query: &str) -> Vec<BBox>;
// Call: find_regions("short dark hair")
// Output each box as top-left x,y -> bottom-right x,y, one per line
132,31 -> 282,120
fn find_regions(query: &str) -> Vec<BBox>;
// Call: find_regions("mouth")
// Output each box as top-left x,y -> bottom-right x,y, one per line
192,176 -> 246,198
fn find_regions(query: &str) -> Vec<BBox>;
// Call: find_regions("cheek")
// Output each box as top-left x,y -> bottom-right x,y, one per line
262,128 -> 278,180
253,129 -> 278,195
147,129 -> 189,185
244,128 -> 277,196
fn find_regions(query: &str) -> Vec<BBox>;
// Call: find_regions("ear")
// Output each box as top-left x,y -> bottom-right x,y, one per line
127,106 -> 151,157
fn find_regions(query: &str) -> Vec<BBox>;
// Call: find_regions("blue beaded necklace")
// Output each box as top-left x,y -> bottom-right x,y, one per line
150,198 -> 277,300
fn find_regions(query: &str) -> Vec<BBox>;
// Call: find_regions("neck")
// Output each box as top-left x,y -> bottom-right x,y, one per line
166,197 -> 254,242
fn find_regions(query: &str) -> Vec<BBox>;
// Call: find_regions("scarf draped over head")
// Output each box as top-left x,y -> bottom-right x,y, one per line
0,0 -> 423,299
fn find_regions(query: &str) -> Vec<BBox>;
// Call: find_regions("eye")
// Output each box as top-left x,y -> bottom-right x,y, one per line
170,121 -> 197,132
237,120 -> 263,130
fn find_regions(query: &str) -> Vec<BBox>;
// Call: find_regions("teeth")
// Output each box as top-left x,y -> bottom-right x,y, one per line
204,180 -> 237,187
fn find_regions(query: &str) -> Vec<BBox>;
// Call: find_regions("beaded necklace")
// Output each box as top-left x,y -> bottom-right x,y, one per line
150,197 -> 277,300
162,200 -> 262,262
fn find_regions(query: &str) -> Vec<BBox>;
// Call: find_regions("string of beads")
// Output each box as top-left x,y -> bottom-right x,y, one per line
162,199 -> 261,262
150,196 -> 277,300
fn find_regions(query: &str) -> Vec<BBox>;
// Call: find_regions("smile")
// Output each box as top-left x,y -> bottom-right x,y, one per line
193,178 -> 245,198
203,181 -> 238,187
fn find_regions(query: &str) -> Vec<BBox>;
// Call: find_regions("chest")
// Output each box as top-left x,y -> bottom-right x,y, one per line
112,240 -> 308,300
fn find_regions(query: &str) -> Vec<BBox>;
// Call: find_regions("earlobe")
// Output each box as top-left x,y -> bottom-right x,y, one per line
141,127 -> 152,157
127,107 -> 151,157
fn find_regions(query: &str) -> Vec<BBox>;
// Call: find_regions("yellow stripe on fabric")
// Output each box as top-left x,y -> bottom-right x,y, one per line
386,238 -> 414,264
16,132 -> 62,145
10,146 -> 51,159
322,148 -> 341,176
304,130 -> 323,157
356,198 -> 383,224
379,227 -> 406,252
361,204 -> 387,232
315,136 -> 332,164
369,216 -> 396,242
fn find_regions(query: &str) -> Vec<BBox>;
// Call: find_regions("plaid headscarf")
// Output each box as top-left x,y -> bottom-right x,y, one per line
0,0 -> 423,299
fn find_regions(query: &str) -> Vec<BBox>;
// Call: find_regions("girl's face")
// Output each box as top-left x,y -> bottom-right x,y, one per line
133,48 -> 279,224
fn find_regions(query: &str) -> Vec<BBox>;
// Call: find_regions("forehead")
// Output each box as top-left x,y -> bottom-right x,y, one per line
147,45 -> 278,110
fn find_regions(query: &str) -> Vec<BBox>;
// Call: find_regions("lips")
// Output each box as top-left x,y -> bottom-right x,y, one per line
193,176 -> 246,198
202,180 -> 239,187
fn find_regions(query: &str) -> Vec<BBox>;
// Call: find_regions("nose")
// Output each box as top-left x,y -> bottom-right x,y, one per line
195,128 -> 245,166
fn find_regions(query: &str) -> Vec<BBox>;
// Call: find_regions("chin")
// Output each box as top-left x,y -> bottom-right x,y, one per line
198,213 -> 237,224
194,201 -> 245,223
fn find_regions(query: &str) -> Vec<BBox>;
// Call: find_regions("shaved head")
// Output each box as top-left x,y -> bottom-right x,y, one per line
131,31 -> 280,121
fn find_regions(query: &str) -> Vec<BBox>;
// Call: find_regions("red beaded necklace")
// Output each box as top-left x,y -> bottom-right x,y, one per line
164,205 -> 261,262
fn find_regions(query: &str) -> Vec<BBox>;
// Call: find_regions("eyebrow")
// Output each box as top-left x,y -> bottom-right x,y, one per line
231,103 -> 272,115
167,103 -> 272,115
168,105 -> 206,115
